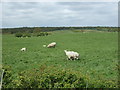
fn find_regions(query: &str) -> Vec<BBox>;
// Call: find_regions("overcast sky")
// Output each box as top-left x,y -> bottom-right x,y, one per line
2,2 -> 118,28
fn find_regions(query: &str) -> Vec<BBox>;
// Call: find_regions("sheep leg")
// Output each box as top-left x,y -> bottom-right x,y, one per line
72,57 -> 74,60
76,57 -> 79,60
71,57 -> 74,61
74,58 -> 76,61
68,56 -> 71,60
71,58 -> 73,61
69,58 -> 71,60
67,57 -> 70,60
69,57 -> 71,60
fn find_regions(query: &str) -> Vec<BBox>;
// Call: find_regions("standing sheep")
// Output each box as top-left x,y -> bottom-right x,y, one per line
47,42 -> 56,48
20,47 -> 26,51
71,51 -> 79,60
64,50 -> 79,60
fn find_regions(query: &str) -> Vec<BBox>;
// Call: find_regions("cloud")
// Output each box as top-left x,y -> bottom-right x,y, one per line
2,2 -> 118,28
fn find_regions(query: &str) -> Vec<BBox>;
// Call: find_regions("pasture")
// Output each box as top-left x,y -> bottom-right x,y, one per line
2,30 -> 118,88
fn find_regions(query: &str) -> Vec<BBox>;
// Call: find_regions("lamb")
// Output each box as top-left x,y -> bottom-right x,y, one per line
64,50 -> 79,60
47,42 -> 56,48
20,47 -> 26,51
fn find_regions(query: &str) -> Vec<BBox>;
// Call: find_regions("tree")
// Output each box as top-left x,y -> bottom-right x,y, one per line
33,27 -> 41,33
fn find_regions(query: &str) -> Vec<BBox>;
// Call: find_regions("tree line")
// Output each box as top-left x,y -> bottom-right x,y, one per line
2,26 -> 118,34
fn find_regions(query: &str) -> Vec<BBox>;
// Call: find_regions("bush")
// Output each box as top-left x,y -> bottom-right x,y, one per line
22,33 -> 31,37
44,32 -> 49,36
15,33 -> 23,37
15,33 -> 31,38
13,66 -> 87,88
36,32 -> 49,37
2,65 -> 118,88
15,32 -> 50,37
2,65 -> 13,88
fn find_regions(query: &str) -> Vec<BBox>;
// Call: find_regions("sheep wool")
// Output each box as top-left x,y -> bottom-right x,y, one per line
47,42 -> 56,48
64,50 -> 79,60
21,48 -> 26,51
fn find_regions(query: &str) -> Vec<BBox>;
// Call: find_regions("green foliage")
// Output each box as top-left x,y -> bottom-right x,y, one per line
15,33 -> 23,37
33,28 -> 41,33
2,65 -> 118,88
2,65 -> 13,88
22,33 -> 31,37
16,67 -> 87,88
36,32 -> 49,37
15,33 -> 31,38
15,32 -> 49,37
2,27 -> 118,34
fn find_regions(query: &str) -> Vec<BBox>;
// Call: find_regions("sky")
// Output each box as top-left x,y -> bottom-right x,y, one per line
1,2 -> 118,28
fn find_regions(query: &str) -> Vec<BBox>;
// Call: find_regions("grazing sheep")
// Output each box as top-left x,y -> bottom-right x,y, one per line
64,50 -> 75,60
47,42 -> 56,48
64,50 -> 79,60
21,47 -> 26,51
71,51 -> 79,60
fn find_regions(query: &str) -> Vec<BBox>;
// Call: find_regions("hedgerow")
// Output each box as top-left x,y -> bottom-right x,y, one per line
15,33 -> 23,37
36,32 -> 49,37
15,32 -> 50,37
2,65 -> 118,88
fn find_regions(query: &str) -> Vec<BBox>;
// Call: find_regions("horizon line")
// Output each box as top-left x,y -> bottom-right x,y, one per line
1,26 -> 118,29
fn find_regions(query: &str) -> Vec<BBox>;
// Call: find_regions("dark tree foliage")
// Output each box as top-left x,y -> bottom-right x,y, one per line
2,26 -> 118,34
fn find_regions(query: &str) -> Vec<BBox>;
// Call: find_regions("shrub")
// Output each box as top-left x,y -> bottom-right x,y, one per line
36,32 -> 42,37
36,32 -> 49,37
2,65 -> 13,88
15,33 -> 23,37
22,33 -> 31,37
10,66 -> 88,88
2,65 -> 118,88
44,32 -> 49,36
15,33 -> 31,38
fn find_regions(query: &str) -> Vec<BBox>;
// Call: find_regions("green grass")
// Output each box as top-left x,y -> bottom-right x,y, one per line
2,30 -> 118,83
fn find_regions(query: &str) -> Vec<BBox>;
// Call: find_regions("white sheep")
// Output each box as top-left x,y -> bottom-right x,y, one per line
64,50 -> 79,60
20,47 -> 26,51
71,51 -> 79,60
47,42 -> 56,48
64,50 -> 75,60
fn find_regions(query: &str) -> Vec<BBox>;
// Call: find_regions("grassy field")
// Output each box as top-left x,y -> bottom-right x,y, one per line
2,30 -> 118,87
